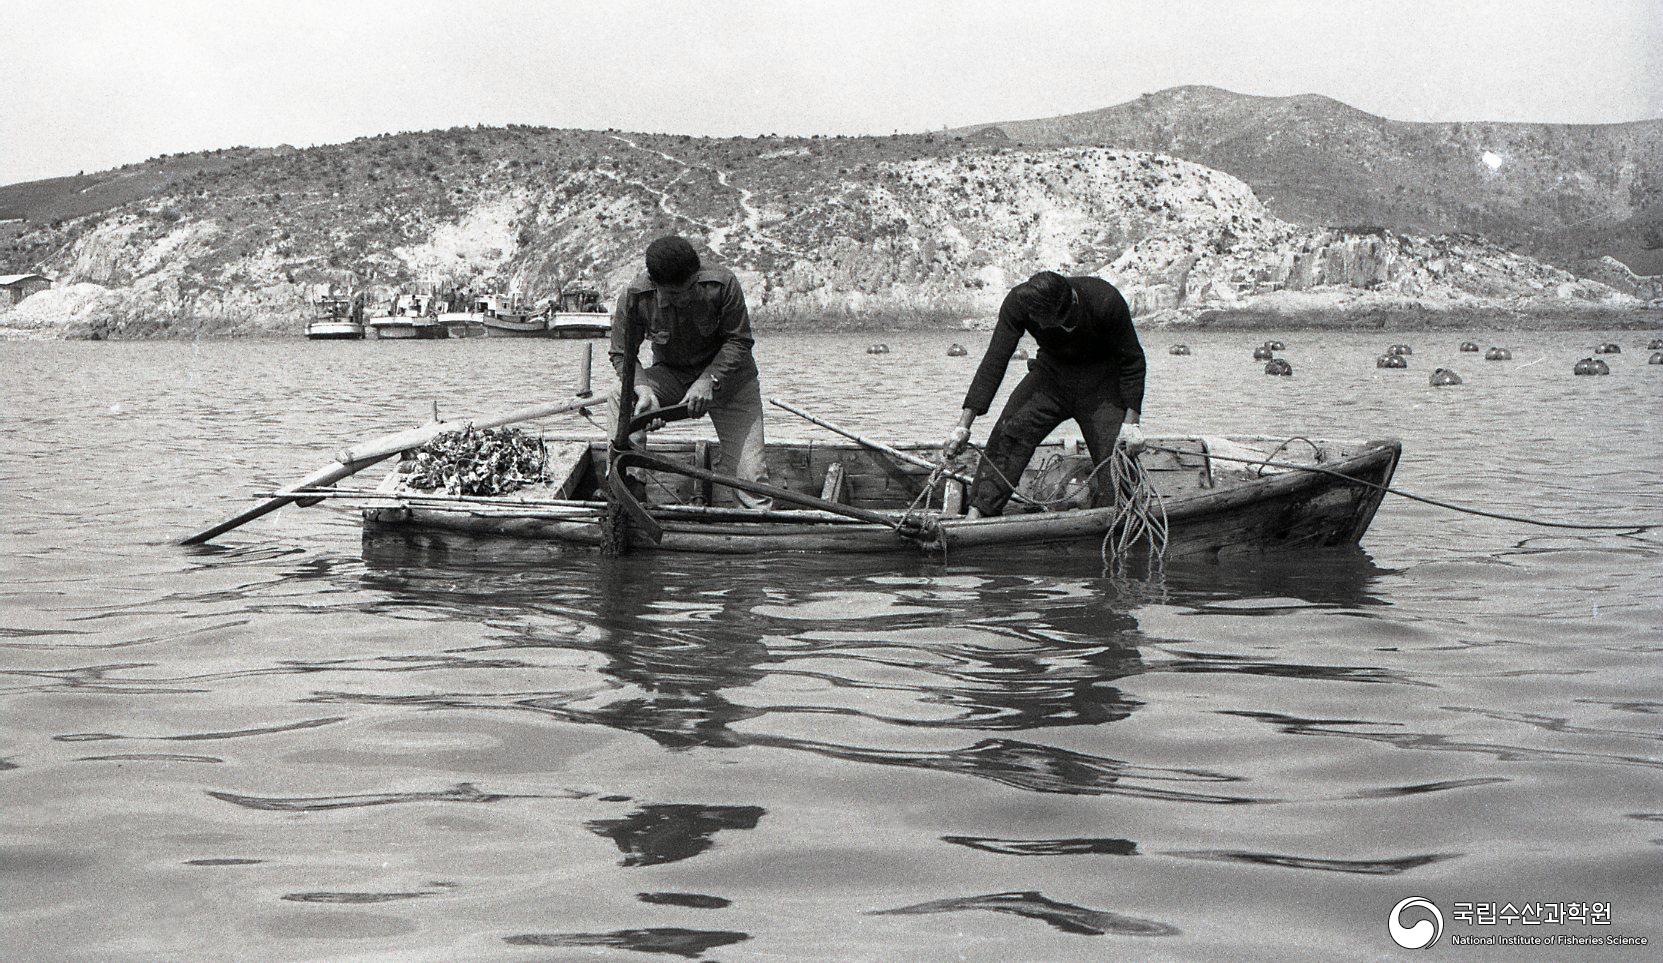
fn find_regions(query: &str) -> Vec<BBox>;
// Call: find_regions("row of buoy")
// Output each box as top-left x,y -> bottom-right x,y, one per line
875,338 -> 1657,364
864,344 -> 1032,358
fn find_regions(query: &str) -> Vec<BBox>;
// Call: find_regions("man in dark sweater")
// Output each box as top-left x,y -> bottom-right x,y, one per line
943,271 -> 1146,517
609,235 -> 771,509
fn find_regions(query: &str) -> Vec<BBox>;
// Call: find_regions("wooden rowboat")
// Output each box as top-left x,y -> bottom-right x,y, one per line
357,435 -> 1401,560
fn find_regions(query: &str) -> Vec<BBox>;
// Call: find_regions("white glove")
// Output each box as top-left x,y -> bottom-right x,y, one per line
943,426 -> 971,458
1117,423 -> 1145,456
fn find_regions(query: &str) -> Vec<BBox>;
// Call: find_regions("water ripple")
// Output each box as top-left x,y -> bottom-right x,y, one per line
871,891 -> 1180,937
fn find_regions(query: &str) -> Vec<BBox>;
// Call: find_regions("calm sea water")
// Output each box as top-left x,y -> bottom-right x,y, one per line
3,330 -> 1661,960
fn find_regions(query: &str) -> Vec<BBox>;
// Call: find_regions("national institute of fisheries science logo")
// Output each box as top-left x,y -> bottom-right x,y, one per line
1390,897 -> 1444,950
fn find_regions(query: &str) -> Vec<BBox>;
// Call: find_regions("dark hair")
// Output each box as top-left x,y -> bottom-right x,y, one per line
645,235 -> 701,285
1013,271 -> 1072,326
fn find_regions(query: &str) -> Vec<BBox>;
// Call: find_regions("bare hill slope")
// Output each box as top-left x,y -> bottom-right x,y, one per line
955,85 -> 1663,275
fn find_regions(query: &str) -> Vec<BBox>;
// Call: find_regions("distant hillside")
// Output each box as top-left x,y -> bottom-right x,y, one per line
0,122 -> 1650,339
955,86 -> 1663,276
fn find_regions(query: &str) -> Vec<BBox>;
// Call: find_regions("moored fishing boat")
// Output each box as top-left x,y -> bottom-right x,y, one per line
366,293 -> 447,339
304,293 -> 365,340
478,293 -> 552,337
437,297 -> 487,338
545,285 -> 612,339
358,434 -> 1401,560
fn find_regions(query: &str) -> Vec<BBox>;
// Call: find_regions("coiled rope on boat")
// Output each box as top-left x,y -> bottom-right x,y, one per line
1099,447 -> 1170,575
967,443 -> 1171,573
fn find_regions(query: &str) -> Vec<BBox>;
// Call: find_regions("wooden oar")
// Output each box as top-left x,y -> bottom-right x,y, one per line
767,396 -> 1043,508
179,393 -> 597,546
767,396 -> 970,482
617,450 -> 919,535
602,315 -> 651,553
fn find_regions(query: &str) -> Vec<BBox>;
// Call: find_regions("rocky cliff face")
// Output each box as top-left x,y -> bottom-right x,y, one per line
0,127 -> 1647,339
955,85 -> 1663,276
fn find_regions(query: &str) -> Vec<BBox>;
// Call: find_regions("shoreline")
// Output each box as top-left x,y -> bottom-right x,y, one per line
3,301 -> 1660,342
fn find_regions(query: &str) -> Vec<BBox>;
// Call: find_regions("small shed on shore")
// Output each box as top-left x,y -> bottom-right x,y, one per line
0,273 -> 52,305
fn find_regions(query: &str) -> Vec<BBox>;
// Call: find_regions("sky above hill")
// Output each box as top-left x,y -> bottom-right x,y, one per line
3,0 -> 1659,186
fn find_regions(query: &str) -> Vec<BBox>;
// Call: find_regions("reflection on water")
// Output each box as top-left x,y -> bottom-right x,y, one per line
588,804 -> 766,867
871,890 -> 1181,937
2,333 -> 1660,958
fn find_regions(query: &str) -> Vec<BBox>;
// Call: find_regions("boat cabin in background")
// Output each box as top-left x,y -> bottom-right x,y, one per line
478,292 -> 551,337
304,290 -> 366,340
547,284 -> 611,339
0,273 -> 52,305
367,292 -> 446,339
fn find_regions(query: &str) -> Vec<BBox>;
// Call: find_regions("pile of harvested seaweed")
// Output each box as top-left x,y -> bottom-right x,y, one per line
404,426 -> 549,496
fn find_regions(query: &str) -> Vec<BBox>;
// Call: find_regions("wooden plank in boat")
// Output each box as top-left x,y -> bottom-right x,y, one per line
548,441 -> 595,500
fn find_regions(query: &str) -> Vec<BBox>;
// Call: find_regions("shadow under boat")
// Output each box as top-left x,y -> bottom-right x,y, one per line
360,525 -> 1395,610
355,530 -> 1393,775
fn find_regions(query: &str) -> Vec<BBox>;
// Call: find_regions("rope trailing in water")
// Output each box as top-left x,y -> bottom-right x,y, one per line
1144,444 -> 1660,532
1100,446 -> 1169,576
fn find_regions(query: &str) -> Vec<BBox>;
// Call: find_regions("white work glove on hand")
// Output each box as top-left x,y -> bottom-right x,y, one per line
1117,423 -> 1145,456
943,426 -> 972,458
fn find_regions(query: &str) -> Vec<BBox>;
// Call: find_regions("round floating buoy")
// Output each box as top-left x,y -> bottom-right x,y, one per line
1388,344 -> 1412,356
1596,358 -> 1610,374
1376,354 -> 1407,369
1649,351 -> 1663,364
1253,345 -> 1274,360
1430,367 -> 1462,386
1169,344 -> 1191,356
866,343 -> 890,355
1595,343 -> 1621,354
947,343 -> 968,357
1648,338 -> 1663,350
1265,359 -> 1293,377
1573,358 -> 1610,376
1013,348 -> 1029,360
1484,347 -> 1512,361
1264,340 -> 1286,351
1459,341 -> 1480,352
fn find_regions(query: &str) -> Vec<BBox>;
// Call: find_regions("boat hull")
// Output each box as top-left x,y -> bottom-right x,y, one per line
438,313 -> 486,338
305,322 -> 365,340
368,319 -> 447,339
480,319 -> 552,337
546,312 -> 611,339
361,437 -> 1401,561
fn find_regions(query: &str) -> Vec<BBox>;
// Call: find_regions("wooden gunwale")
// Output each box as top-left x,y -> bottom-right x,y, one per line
360,437 -> 1402,557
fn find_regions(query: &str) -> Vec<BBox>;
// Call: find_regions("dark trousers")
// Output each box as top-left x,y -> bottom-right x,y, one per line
970,362 -> 1126,516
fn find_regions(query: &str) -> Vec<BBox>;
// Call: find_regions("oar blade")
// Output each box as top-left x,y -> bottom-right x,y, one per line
606,462 -> 664,544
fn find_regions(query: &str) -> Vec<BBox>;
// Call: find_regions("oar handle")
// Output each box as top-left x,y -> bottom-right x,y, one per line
768,395 -> 1046,507
628,402 -> 693,435
619,449 -> 922,536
